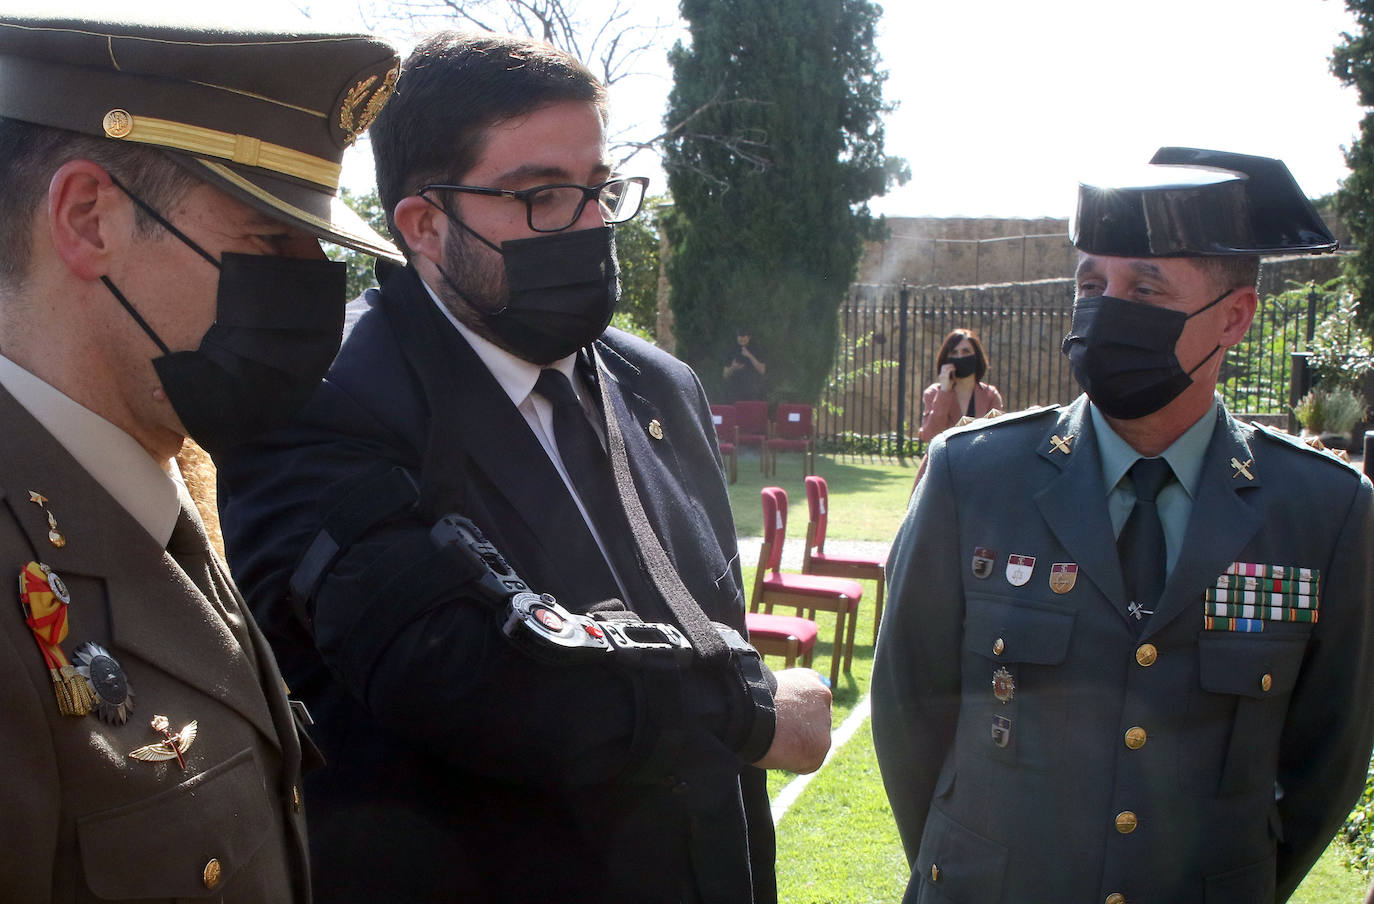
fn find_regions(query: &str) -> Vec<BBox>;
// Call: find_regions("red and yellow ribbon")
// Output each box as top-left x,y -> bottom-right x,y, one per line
19,561 -> 92,716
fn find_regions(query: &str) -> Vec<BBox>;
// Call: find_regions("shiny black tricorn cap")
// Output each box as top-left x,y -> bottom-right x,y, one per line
1071,147 -> 1337,257
0,11 -> 402,261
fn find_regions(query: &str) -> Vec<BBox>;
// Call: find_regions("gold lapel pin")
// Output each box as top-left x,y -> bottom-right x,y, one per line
129,715 -> 197,771
27,491 -> 66,548
1230,457 -> 1255,481
1049,434 -> 1072,455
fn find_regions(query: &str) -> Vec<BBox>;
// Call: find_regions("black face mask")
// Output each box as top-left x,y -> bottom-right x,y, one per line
950,355 -> 978,379
1061,290 -> 1228,419
486,226 -> 619,364
103,179 -> 345,456
434,203 -> 619,365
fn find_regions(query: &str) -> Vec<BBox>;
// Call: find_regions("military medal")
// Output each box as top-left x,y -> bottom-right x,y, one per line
18,561 -> 93,716
27,491 -> 66,547
1005,554 -> 1035,587
971,547 -> 996,579
129,715 -> 198,770
74,643 -> 134,724
992,667 -> 1015,702
1049,563 -> 1078,594
991,714 -> 1011,748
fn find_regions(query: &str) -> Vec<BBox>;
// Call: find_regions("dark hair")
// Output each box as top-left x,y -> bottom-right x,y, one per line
936,328 -> 989,382
1192,254 -> 1262,294
371,31 -> 609,258
0,118 -> 197,285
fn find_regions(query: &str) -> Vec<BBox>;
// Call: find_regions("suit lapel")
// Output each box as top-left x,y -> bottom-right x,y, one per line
1033,397 -> 1127,608
382,276 -> 621,599
0,388 -> 278,744
1143,409 -> 1262,638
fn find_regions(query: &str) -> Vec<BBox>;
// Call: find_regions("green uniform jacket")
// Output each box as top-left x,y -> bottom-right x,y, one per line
873,395 -> 1374,904
0,387 -> 313,902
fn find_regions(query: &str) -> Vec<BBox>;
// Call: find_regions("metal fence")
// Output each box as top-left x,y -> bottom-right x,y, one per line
817,267 -> 1341,458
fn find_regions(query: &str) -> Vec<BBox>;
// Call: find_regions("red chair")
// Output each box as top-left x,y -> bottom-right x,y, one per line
750,486 -> 862,687
733,400 -> 769,471
745,612 -> 818,669
803,475 -> 886,644
765,403 -> 815,476
709,404 -> 738,484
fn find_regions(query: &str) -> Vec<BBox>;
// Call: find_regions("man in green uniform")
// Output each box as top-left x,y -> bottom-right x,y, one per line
874,148 -> 1374,904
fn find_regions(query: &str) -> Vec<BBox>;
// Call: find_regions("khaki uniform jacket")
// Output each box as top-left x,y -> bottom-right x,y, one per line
0,388 -> 313,903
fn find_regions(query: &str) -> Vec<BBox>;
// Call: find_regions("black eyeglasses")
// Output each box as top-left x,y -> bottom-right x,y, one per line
418,176 -> 649,233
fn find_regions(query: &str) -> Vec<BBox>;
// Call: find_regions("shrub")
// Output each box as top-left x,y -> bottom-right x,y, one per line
1293,388 -> 1366,436
1341,757 -> 1374,877
1309,288 -> 1374,393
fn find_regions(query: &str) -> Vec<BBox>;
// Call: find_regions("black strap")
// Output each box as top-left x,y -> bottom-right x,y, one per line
289,465 -> 420,628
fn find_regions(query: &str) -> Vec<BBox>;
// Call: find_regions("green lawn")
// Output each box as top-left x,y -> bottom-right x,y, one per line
728,450 -> 913,542
749,453 -> 1371,903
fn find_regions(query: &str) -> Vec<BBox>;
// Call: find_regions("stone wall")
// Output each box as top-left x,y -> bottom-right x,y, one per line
856,213 -> 1349,289
856,216 -> 1076,287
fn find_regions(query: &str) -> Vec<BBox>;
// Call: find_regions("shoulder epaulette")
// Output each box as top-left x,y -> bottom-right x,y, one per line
947,404 -> 1061,436
1251,422 -> 1364,474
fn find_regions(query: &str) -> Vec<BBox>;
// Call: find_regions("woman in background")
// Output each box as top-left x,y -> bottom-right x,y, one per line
918,328 -> 1003,443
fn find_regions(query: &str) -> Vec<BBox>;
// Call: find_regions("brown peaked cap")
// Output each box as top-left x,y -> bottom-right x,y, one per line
0,10 -> 402,260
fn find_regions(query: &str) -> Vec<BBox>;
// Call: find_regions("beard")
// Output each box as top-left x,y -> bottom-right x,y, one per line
434,225 -> 511,343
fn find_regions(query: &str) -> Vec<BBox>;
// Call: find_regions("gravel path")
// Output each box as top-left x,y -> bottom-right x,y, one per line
735,536 -> 890,570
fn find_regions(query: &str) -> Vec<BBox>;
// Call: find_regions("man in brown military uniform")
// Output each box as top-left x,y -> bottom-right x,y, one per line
0,11 -> 398,902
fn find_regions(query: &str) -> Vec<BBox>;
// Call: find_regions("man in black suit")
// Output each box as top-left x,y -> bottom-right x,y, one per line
218,30 -> 831,904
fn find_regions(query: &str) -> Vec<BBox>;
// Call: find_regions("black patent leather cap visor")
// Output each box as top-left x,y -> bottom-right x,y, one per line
1071,147 -> 1337,257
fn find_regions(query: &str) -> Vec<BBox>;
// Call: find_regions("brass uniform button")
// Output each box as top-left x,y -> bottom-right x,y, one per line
203,859 -> 222,890
1135,643 -> 1157,667
1124,726 -> 1147,749
1105,894 -> 1126,904
1115,811 -> 1138,834
292,785 -> 302,810
1260,673 -> 1273,692
930,863 -> 940,882
648,419 -> 664,440
993,637 -> 1005,656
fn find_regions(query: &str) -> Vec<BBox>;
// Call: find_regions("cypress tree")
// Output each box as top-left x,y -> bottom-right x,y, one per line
663,0 -> 906,400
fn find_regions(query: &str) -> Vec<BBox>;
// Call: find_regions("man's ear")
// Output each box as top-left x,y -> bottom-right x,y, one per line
391,195 -> 446,267
1220,286 -> 1258,348
47,160 -> 131,282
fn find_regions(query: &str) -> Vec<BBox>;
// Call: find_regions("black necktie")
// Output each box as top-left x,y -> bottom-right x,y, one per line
535,368 -> 658,615
1117,457 -> 1173,627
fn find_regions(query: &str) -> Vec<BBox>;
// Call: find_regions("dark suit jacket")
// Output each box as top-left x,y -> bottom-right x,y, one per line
873,396 -> 1374,904
219,264 -> 774,904
0,387 -> 311,903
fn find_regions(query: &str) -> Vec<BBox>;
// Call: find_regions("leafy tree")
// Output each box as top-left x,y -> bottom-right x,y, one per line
613,195 -> 666,338
1332,1 -> 1374,328
662,0 -> 907,403
329,186 -> 391,300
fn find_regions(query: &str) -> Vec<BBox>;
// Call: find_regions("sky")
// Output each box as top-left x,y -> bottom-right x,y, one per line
201,0 -> 1372,221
